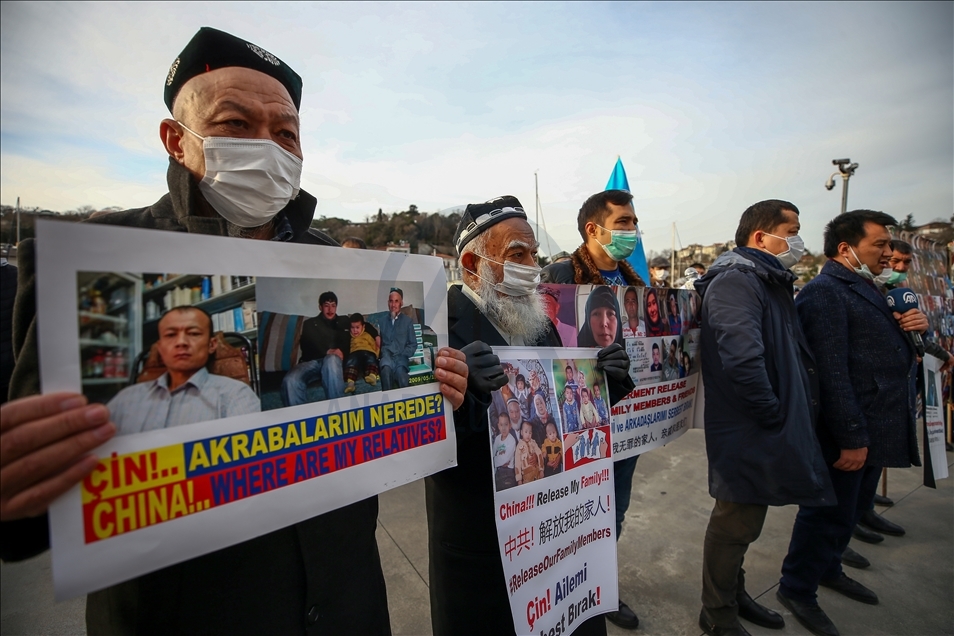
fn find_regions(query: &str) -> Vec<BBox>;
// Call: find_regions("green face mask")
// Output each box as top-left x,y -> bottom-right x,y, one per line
597,225 -> 639,261
886,270 -> 907,285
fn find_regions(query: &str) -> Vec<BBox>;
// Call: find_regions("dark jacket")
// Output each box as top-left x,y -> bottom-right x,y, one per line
695,249 -> 835,506
299,314 -> 377,362
2,159 -> 390,635
425,285 -> 607,636
796,260 -> 921,468
542,244 -> 646,286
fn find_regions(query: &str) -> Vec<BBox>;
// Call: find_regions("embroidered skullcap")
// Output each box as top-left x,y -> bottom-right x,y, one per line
164,27 -> 303,112
454,195 -> 527,255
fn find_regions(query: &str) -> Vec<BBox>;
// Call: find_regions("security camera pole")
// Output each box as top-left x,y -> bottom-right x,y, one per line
825,158 -> 859,214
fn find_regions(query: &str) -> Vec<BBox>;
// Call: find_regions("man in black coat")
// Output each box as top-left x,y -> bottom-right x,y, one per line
426,196 -> 633,636
0,27 -> 469,635
776,210 -> 927,636
694,200 -> 835,636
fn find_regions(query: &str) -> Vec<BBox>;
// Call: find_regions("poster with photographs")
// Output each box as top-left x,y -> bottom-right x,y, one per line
540,284 -> 702,458
488,347 -> 617,636
894,230 -> 952,409
923,354 -> 949,482
36,220 -> 455,600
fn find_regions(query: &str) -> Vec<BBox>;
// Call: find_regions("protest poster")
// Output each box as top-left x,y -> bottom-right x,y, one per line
540,284 -> 702,458
34,219 -> 455,599
922,354 -> 949,484
490,347 -> 617,636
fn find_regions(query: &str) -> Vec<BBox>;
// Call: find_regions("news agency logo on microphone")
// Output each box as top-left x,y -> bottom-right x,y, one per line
886,288 -> 919,312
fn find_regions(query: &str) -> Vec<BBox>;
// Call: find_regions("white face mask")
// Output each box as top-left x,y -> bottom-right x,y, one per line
847,246 -> 875,280
652,268 -> 669,281
763,233 -> 805,270
180,124 -> 302,228
468,254 -> 541,296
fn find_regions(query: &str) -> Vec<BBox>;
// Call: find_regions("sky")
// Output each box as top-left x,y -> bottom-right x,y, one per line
1,2 -> 951,255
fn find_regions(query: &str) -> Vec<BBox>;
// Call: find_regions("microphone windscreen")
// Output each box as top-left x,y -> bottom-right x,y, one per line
886,288 -> 920,313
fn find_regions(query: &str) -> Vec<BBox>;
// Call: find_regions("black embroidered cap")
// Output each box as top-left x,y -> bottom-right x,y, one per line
453,195 -> 527,255
164,27 -> 303,112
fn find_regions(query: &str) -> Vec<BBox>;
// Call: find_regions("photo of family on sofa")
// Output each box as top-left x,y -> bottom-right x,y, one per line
256,278 -> 436,411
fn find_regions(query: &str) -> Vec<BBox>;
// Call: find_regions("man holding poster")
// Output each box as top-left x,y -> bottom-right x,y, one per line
694,200 -> 835,636
427,196 -> 632,635
542,189 -> 643,630
0,27 -> 470,634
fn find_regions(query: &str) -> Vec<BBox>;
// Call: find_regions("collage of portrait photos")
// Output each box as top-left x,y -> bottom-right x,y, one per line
488,357 -> 611,492
540,284 -> 703,388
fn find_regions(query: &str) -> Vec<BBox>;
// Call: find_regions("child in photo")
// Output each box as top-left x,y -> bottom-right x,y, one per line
542,422 -> 563,477
493,413 -> 517,491
564,364 -> 580,403
561,384 -> 582,432
591,382 -> 609,425
344,313 -> 379,394
513,373 -> 531,422
514,421 -> 544,485
579,387 -> 600,428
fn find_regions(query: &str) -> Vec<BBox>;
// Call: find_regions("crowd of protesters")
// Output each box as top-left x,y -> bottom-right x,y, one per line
0,26 -> 949,636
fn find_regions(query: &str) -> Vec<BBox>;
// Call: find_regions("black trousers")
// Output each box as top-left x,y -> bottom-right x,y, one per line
701,499 -> 769,627
779,464 -> 881,603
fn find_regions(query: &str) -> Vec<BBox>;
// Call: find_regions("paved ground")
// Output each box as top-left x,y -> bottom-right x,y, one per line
2,429 -> 952,635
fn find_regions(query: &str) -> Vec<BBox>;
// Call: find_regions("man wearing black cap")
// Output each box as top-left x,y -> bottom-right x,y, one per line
0,27 -> 470,634
542,189 -> 644,630
425,195 -> 633,636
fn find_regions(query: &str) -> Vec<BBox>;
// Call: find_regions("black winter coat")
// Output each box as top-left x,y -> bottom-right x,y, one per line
695,249 -> 835,506
2,159 -> 390,636
425,285 -> 608,636
797,260 -> 921,468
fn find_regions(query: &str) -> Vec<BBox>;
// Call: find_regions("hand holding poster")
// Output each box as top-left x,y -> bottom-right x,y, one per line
36,220 -> 456,599
490,347 -> 617,636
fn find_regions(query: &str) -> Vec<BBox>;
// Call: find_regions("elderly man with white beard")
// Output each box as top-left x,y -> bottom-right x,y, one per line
425,196 -> 633,636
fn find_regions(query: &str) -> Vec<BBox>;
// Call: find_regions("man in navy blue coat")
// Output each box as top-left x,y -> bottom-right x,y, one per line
695,200 -> 835,636
776,210 -> 927,636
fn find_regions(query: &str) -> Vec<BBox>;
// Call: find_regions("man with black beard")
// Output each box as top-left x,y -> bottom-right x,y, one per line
425,196 -> 633,636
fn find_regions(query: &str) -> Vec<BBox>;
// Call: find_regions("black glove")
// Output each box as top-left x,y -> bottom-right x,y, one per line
596,343 -> 631,383
461,341 -> 507,395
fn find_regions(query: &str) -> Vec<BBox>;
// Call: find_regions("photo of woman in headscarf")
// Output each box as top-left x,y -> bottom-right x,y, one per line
529,392 -> 558,446
643,287 -> 668,337
577,285 -> 624,347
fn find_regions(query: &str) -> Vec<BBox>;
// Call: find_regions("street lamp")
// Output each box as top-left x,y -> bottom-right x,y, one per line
825,158 -> 858,215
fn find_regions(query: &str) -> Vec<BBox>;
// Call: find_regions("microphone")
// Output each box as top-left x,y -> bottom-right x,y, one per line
886,288 -> 925,356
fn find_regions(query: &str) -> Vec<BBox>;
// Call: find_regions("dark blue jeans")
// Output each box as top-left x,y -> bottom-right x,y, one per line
614,455 -> 640,538
779,463 -> 882,603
